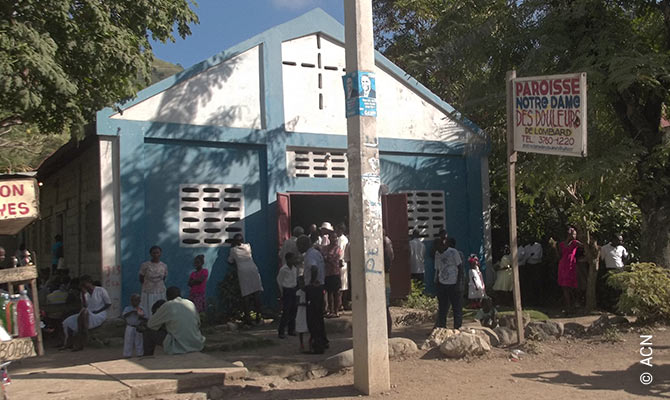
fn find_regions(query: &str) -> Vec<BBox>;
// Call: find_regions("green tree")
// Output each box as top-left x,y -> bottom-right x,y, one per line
0,0 -> 198,136
0,58 -> 184,173
374,0 -> 670,270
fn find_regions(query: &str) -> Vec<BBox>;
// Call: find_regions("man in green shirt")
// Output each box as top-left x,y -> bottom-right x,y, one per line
144,286 -> 206,355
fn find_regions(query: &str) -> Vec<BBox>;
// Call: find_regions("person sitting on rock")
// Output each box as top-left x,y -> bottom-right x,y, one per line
143,286 -> 205,355
475,297 -> 498,329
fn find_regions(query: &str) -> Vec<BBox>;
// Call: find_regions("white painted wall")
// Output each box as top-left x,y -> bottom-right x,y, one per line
282,34 -> 465,142
112,46 -> 263,129
99,138 -> 122,318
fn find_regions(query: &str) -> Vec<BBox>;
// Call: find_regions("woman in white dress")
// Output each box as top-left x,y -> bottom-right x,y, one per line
228,234 -> 264,325
139,245 -> 168,319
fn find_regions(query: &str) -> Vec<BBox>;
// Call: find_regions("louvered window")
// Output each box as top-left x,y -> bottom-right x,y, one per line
287,148 -> 348,178
403,190 -> 446,239
179,184 -> 244,247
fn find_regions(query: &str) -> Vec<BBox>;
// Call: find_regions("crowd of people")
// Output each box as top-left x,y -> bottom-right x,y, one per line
272,222 -> 351,353
2,221 -> 631,358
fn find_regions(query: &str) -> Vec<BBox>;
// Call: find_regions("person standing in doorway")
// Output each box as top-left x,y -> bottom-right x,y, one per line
139,246 -> 168,319
434,237 -> 463,329
277,252 -> 299,338
558,227 -> 582,314
409,230 -> 426,284
322,229 -> 343,318
279,226 -> 304,274
299,235 -> 325,290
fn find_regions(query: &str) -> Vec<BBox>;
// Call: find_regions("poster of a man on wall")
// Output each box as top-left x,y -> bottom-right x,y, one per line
343,71 -> 377,118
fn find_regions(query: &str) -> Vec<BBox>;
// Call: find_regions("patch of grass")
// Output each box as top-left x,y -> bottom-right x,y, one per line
601,326 -> 624,343
521,340 -> 543,355
402,280 -> 438,312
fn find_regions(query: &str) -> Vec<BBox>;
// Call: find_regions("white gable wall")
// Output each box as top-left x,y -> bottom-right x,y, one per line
112,46 -> 262,129
282,34 -> 464,142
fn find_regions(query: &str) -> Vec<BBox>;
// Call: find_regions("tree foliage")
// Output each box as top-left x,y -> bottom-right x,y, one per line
374,0 -> 670,270
0,0 -> 198,135
0,58 -> 184,173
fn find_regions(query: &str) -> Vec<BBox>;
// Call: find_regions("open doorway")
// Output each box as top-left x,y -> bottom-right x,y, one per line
277,192 -> 411,299
289,193 -> 348,233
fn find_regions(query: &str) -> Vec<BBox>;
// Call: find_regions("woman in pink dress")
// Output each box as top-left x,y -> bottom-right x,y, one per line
558,227 -> 582,313
188,255 -> 208,313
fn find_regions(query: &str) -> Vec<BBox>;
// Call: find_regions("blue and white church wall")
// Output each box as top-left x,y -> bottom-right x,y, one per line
96,8 -> 491,311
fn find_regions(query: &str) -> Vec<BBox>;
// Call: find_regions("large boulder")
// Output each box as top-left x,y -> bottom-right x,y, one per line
564,322 -> 587,336
525,320 -> 563,341
467,326 -> 500,347
388,337 -> 419,359
439,331 -> 491,358
588,314 -> 611,334
498,312 -> 531,331
322,349 -> 354,372
494,326 -> 517,347
421,327 -> 459,350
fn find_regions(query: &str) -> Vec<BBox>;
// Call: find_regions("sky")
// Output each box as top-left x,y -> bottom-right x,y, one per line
150,0 -> 345,68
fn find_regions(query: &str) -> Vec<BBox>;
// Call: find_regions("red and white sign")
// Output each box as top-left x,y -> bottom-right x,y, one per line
0,178 -> 39,235
513,73 -> 587,157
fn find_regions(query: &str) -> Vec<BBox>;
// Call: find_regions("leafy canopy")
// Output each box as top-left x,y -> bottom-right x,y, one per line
374,0 -> 670,265
0,0 -> 198,134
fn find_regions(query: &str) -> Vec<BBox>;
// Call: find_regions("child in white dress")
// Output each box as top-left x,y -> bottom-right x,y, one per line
122,293 -> 145,357
468,255 -> 486,309
294,276 -> 308,351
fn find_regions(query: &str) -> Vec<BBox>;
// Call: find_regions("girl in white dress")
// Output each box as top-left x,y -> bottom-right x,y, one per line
468,255 -> 486,308
295,276 -> 308,351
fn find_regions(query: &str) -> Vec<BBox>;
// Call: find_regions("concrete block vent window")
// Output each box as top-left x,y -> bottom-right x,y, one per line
402,190 -> 446,239
286,147 -> 348,178
179,184 -> 245,247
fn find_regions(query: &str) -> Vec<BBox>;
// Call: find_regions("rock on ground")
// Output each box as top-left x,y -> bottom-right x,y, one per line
439,331 -> 491,358
525,320 -> 563,341
498,312 -> 531,331
322,349 -> 354,372
467,326 -> 500,347
421,327 -> 459,350
494,326 -> 517,347
323,338 -> 418,373
564,322 -> 588,336
388,337 -> 419,359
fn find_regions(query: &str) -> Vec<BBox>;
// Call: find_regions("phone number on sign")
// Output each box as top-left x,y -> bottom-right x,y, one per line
537,136 -> 575,146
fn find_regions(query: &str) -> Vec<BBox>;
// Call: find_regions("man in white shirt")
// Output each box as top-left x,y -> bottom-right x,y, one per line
409,230 -> 426,284
434,238 -> 463,329
600,235 -> 629,270
298,235 -> 325,287
598,234 -> 629,311
279,226 -> 304,275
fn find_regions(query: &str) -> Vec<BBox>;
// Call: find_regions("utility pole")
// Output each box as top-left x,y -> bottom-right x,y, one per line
506,70 -> 524,344
344,0 -> 391,395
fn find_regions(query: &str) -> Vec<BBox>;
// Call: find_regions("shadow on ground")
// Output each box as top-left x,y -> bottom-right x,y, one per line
513,363 -> 670,399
